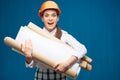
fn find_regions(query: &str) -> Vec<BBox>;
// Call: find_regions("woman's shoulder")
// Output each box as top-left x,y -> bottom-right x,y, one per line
61,30 -> 73,37
61,30 -> 68,34
61,29 -> 73,39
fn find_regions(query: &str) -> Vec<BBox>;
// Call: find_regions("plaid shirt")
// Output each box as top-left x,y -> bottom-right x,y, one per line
34,68 -> 67,80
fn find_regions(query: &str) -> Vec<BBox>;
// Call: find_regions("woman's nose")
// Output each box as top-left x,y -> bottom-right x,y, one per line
48,16 -> 53,21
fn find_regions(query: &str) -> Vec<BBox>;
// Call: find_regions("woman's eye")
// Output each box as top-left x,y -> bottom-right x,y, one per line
44,14 -> 49,17
52,14 -> 57,17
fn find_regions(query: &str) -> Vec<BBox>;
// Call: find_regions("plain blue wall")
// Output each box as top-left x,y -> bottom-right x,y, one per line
0,0 -> 120,80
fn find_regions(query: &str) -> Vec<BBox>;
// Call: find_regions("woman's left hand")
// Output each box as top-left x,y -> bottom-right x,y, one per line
54,55 -> 78,73
54,61 -> 69,73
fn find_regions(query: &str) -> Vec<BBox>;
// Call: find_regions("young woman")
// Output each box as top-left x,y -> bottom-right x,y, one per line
21,1 -> 87,80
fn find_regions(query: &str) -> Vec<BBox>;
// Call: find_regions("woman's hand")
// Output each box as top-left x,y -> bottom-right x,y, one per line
54,61 -> 69,73
21,40 -> 33,64
54,55 -> 78,73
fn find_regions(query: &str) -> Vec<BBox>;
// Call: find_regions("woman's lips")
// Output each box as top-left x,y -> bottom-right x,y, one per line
48,22 -> 54,25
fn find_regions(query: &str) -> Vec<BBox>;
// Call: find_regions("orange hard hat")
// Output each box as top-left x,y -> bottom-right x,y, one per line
38,1 -> 61,17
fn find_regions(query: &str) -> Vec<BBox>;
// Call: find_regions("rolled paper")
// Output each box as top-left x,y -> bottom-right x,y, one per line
82,56 -> 92,63
86,63 -> 92,71
4,37 -> 77,78
27,22 -> 92,71
27,22 -> 69,47
4,22 -> 92,79
4,23 -> 81,78
79,60 -> 87,68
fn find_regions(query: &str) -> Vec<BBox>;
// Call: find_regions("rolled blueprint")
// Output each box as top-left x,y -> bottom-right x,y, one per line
27,22 -> 92,71
4,37 -> 77,78
4,22 -> 82,78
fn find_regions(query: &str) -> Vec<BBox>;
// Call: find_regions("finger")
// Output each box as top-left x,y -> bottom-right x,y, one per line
54,63 -> 59,69
21,43 -> 25,52
25,40 -> 33,51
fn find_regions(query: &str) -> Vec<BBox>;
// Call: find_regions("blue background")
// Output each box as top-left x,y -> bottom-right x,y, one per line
0,0 -> 120,80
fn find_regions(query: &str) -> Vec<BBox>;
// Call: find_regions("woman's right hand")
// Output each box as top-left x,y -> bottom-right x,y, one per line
21,40 -> 33,64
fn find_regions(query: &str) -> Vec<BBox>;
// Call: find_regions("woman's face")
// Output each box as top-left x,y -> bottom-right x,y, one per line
42,9 -> 59,32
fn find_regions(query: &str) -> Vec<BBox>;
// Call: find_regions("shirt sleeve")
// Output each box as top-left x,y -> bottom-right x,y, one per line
25,60 -> 34,68
61,30 -> 87,60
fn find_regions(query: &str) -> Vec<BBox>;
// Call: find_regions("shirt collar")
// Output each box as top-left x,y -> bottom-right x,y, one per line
43,27 -> 57,36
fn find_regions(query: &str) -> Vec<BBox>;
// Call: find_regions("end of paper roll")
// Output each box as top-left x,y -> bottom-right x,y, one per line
4,37 -> 12,45
4,36 -> 22,53
82,56 -> 92,63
